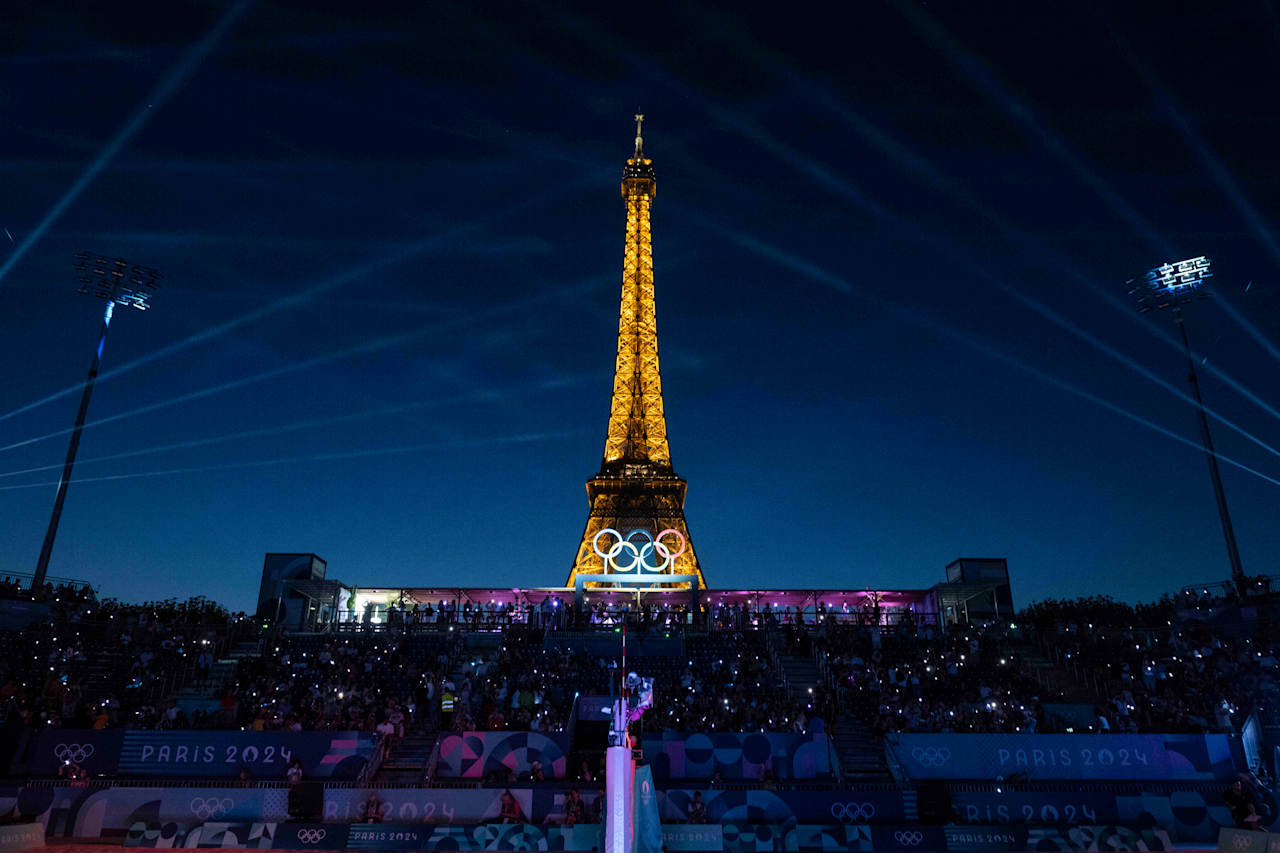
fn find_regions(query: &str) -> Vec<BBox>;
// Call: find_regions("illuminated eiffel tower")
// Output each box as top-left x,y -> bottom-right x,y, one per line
566,117 -> 706,589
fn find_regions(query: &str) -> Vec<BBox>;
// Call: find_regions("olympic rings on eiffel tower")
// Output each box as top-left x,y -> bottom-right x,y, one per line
592,528 -> 686,573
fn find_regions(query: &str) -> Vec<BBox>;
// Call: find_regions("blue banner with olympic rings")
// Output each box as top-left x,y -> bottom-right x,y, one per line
888,733 -> 1242,781
29,730 -> 124,777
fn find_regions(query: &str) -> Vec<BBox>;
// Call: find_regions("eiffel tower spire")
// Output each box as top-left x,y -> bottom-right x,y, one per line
566,120 -> 706,589
603,112 -> 669,472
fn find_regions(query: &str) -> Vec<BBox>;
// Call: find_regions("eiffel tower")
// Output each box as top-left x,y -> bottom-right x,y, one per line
566,117 -> 706,590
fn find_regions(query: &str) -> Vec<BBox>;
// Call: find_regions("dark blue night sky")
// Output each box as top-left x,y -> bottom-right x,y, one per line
2,1 -> 1278,612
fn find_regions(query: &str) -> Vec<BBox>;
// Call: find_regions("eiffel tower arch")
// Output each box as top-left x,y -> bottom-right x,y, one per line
566,118 -> 707,590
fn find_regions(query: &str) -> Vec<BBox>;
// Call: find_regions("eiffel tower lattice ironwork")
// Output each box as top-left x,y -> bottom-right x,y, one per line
566,118 -> 706,589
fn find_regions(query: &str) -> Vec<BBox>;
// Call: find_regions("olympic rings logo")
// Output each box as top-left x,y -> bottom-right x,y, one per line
830,802 -> 876,822
910,746 -> 951,767
189,798 -> 234,819
296,829 -> 327,844
1233,834 -> 1254,851
53,744 -> 94,763
592,528 -> 686,573
893,831 -> 924,846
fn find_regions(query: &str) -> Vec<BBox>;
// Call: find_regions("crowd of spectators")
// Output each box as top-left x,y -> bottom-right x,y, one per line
333,596 -> 914,634
417,628 -> 821,738
5,575 -> 1278,745
341,598 -> 574,631
1021,594 -> 1280,734
0,586 -> 249,731
452,632 -> 598,734
649,632 -> 826,733
800,588 -> 1280,740
338,596 -> 703,632
1179,576 -> 1275,610
820,621 -> 1047,737
0,576 -> 29,601
214,633 -> 462,736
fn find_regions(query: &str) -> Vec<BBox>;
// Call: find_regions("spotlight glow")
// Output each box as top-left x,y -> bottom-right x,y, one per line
1133,256 -> 1212,311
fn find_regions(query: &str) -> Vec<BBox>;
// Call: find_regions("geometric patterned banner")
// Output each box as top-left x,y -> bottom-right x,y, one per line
950,787 -> 1279,844
0,786 -> 289,841
436,732 -> 570,779
321,788 -> 601,824
2,783 -> 1264,845
659,790 -> 906,824
642,733 -> 833,780
117,821 -> 1177,851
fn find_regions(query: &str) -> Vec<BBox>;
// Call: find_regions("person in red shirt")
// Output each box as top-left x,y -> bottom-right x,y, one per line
498,790 -> 523,824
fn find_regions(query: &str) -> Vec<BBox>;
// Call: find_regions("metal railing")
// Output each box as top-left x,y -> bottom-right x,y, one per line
355,734 -> 389,786
9,774 -> 1245,797
422,736 -> 443,787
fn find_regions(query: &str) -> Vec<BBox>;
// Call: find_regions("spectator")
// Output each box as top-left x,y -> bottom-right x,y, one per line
686,791 -> 706,823
1225,778 -> 1262,830
359,794 -> 383,824
563,788 -> 585,827
498,789 -> 523,824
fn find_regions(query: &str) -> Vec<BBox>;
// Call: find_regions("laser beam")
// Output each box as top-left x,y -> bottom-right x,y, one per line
1111,18 -> 1280,267
0,0 -> 255,290
986,274 -> 1280,462
701,220 -> 1280,490
0,273 -> 611,455
1108,24 -> 1280,367
747,48 -> 1280,430
669,61 -> 1280,433
0,174 -> 594,426
1214,292 -> 1280,366
887,0 -> 1176,258
0,374 -> 595,482
0,429 -> 586,493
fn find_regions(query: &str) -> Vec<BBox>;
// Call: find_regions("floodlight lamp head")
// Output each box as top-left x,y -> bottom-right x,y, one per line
1132,255 -> 1211,312
75,251 -> 161,311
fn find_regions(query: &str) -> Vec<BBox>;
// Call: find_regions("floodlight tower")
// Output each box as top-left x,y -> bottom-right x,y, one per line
31,253 -> 161,595
1129,256 -> 1245,591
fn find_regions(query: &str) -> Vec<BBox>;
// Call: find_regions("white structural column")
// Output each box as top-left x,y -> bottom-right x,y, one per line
603,745 -> 634,853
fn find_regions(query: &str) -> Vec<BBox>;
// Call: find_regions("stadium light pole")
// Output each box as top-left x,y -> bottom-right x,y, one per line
1129,255 -> 1245,592
31,253 -> 161,596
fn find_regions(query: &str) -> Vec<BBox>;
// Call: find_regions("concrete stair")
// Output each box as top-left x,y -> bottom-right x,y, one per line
777,653 -> 822,703
832,713 -> 892,782
1009,644 -> 1092,703
900,788 -> 919,821
172,640 -> 261,714
375,733 -> 437,785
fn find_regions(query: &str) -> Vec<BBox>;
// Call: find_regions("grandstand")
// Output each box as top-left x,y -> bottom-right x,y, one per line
1,566 -> 1278,852
1,134 -> 1274,853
